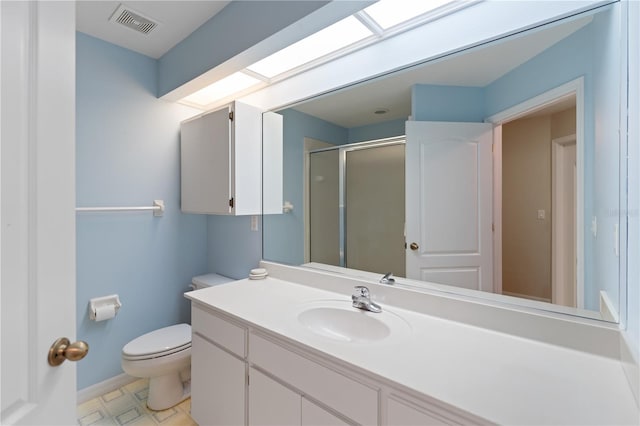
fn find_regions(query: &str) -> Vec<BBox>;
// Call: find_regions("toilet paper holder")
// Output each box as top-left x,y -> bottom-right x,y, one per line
89,294 -> 122,321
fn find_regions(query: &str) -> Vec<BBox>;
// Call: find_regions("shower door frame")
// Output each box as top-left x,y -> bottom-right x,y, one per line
307,136 -> 406,268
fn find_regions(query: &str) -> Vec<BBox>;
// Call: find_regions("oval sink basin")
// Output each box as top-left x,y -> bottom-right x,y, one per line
294,300 -> 411,343
298,307 -> 391,342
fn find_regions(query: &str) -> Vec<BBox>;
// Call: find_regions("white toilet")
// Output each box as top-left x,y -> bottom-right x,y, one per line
121,273 -> 233,410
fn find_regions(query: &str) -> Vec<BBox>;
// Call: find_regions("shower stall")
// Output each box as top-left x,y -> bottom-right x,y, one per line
307,137 -> 406,277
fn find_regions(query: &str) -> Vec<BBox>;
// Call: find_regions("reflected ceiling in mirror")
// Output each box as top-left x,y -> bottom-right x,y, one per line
262,3 -> 626,323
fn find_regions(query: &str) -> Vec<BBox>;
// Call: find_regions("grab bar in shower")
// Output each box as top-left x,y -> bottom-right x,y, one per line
76,200 -> 164,217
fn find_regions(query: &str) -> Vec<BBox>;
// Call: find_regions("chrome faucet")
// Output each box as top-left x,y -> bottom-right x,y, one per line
352,286 -> 382,313
380,272 -> 395,285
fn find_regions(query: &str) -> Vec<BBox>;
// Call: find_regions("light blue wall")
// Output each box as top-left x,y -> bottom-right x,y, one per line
412,85 -> 484,122
263,109 -> 347,265
348,118 -> 407,143
76,33 -> 208,390
207,215 -> 262,279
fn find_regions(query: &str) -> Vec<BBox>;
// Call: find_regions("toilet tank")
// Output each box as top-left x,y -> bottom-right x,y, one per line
190,273 -> 234,291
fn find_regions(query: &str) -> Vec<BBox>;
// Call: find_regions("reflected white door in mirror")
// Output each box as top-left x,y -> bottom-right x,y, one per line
405,121 -> 493,292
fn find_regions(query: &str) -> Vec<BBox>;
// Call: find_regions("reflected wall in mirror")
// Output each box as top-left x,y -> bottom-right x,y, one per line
263,4 -> 625,322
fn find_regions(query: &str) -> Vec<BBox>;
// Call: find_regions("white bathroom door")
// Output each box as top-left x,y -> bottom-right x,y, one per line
405,121 -> 493,292
1,2 -> 78,424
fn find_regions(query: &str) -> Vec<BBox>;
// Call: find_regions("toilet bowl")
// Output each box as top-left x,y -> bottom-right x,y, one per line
121,324 -> 192,410
121,273 -> 234,411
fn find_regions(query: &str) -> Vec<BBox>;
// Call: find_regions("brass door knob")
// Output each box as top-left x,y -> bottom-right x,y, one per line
48,337 -> 89,366
409,242 -> 419,251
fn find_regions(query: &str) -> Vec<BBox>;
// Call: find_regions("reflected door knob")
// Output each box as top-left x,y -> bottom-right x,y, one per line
48,337 -> 89,366
409,242 -> 419,251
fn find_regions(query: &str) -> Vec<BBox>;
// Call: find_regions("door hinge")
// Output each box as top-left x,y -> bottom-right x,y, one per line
492,223 -> 495,232
229,197 -> 234,208
246,374 -> 250,386
229,111 -> 234,121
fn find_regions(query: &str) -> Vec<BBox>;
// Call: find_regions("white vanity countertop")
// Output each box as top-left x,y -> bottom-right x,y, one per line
186,277 -> 639,425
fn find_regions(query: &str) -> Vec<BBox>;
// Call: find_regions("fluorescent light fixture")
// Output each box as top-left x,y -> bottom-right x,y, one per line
247,16 -> 372,79
182,72 -> 262,106
364,0 -> 453,29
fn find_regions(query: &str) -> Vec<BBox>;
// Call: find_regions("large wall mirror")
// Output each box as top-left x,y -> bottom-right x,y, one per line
262,2 -> 627,323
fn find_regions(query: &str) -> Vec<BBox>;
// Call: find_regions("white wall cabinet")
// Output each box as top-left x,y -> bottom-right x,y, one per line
180,101 -> 264,215
191,303 -> 478,426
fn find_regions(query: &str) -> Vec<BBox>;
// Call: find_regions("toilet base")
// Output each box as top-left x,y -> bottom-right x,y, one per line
147,372 -> 191,411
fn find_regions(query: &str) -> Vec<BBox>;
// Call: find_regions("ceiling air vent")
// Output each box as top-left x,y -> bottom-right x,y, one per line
109,4 -> 158,35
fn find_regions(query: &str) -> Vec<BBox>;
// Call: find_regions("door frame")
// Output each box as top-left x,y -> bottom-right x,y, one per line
552,134 -> 578,306
486,77 -> 584,306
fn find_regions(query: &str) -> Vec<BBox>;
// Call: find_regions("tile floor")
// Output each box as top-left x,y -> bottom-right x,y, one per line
77,379 -> 197,426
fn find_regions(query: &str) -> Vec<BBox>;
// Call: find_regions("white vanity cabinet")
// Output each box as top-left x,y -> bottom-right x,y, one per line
248,368 -> 351,426
301,398 -> 351,426
249,332 -> 378,425
180,101 -> 262,215
190,302 -> 478,426
190,306 -> 248,426
385,393 -> 470,426
248,367 -> 300,425
191,334 -> 246,425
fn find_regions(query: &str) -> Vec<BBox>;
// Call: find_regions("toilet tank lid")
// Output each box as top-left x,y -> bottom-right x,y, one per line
192,273 -> 234,287
123,324 -> 191,357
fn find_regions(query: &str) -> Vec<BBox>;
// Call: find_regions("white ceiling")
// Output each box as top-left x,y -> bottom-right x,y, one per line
292,15 -> 592,128
76,1 -> 230,59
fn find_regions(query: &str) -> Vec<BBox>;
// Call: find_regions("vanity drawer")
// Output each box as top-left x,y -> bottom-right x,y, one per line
192,305 -> 246,357
249,332 -> 378,426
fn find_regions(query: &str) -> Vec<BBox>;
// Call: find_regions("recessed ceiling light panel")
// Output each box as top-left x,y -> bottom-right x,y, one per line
182,72 -> 262,107
364,0 -> 454,30
246,16 -> 373,79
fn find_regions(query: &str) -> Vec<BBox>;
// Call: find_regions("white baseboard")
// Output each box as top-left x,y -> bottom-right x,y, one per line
77,373 -> 137,404
501,291 -> 552,303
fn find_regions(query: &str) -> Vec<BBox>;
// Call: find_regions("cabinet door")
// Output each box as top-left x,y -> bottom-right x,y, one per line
249,367 -> 301,426
191,334 -> 246,426
181,106 -> 231,214
302,398 -> 351,426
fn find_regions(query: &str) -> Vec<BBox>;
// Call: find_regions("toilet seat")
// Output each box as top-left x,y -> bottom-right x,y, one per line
122,323 -> 191,361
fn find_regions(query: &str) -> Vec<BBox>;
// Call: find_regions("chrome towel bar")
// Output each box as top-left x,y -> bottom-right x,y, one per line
76,200 -> 164,217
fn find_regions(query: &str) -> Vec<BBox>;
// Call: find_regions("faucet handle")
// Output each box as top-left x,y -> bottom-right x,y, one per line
353,285 -> 370,298
380,272 -> 395,285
